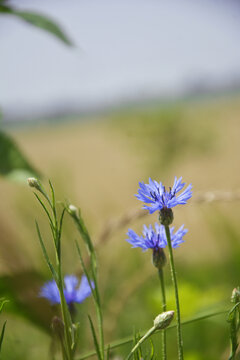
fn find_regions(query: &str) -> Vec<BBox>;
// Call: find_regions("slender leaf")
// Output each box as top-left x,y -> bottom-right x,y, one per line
149,338 -> 155,360
0,321 -> 6,353
59,208 -> 66,240
88,315 -> 102,360
0,5 -> 72,46
34,192 -> 54,230
35,221 -> 57,281
0,299 -> 8,314
106,344 -> 110,360
75,241 -> 97,303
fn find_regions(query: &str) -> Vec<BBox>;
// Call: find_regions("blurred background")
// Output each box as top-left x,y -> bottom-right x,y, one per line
1,0 -> 240,359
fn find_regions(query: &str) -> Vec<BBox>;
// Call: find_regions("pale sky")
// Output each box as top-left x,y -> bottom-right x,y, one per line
1,0 -> 240,119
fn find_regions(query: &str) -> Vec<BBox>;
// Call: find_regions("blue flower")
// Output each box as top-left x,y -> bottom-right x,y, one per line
136,176 -> 192,214
126,223 -> 188,250
39,275 -> 94,305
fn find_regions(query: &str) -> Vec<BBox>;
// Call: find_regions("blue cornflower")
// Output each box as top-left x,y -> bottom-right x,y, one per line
126,223 -> 188,250
39,274 -> 94,305
136,176 -> 192,214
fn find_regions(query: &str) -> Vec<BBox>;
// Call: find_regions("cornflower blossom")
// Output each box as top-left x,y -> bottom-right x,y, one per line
39,274 -> 94,305
136,176 -> 192,214
126,223 -> 188,251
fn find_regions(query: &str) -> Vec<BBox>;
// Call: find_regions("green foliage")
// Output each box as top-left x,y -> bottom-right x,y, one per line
0,131 -> 40,182
0,3 -> 72,46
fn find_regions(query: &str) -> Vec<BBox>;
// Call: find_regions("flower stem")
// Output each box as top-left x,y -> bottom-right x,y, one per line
58,269 -> 73,360
164,225 -> 184,360
158,269 -> 167,360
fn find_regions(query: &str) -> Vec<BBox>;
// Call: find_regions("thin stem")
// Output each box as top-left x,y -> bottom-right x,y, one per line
228,302 -> 240,360
69,211 -> 104,360
51,195 -> 72,360
164,225 -> 184,360
58,266 -> 73,360
158,269 -> 167,360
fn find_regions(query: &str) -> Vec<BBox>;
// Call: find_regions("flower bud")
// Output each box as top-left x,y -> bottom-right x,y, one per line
231,287 -> 240,303
67,204 -> 79,218
27,177 -> 42,192
153,310 -> 174,330
152,248 -> 166,270
159,207 -> 174,226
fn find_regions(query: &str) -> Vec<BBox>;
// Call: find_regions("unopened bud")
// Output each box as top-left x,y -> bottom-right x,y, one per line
67,204 -> 79,218
153,310 -> 174,330
231,287 -> 240,303
27,177 -> 42,192
159,207 -> 174,226
152,248 -> 166,269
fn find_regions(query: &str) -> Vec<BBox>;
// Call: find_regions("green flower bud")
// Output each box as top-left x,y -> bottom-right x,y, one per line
153,310 -> 175,330
159,207 -> 174,226
27,177 -> 42,191
231,287 -> 240,303
152,248 -> 166,270
67,204 -> 79,218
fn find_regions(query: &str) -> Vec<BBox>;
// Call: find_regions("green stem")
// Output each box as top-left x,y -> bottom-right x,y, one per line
158,269 -> 167,360
228,302 -> 240,360
164,225 -> 184,360
51,195 -> 72,360
58,268 -> 73,360
69,211 -> 104,360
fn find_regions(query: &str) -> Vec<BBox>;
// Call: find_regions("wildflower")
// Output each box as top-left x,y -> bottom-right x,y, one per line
136,176 -> 192,214
39,274 -> 94,305
126,223 -> 188,251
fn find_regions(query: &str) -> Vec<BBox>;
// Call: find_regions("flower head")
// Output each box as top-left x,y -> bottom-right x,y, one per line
136,176 -> 192,214
39,274 -> 94,305
126,223 -> 188,250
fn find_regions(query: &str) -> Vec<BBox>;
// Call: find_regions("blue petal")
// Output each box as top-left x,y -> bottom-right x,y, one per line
75,275 -> 94,303
39,280 -> 60,304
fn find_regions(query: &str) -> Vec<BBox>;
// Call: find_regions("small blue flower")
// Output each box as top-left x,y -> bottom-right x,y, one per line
136,176 -> 192,214
126,223 -> 188,250
39,275 -> 94,305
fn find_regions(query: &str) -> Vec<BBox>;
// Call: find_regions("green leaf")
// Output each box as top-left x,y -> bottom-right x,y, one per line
0,5 -> 72,46
35,221 -> 58,281
88,315 -> 102,360
75,240 -> 97,303
0,131 -> 40,183
0,321 -> 6,353
0,299 -> 8,314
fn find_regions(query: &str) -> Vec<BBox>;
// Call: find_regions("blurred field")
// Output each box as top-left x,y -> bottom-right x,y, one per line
0,95 -> 240,359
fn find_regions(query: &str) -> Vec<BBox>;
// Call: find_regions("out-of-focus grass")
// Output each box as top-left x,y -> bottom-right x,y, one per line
0,95 -> 240,358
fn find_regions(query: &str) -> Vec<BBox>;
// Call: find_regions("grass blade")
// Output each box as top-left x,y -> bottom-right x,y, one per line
0,321 -> 6,353
88,315 -> 102,360
35,221 -> 57,281
75,241 -> 97,303
34,192 -> 54,230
